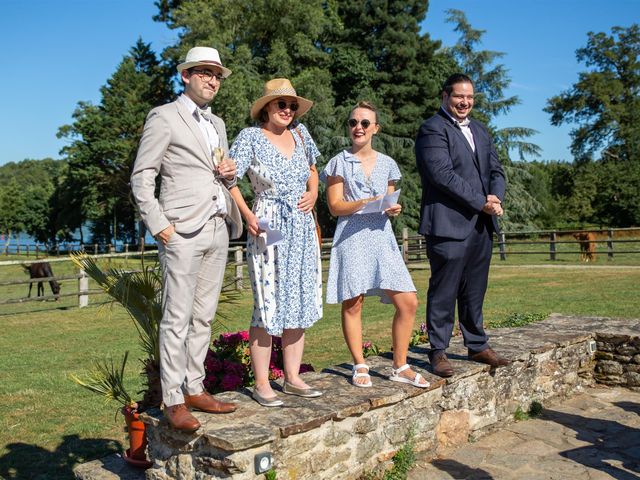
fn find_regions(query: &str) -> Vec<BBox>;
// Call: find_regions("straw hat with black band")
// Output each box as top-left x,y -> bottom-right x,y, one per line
250,78 -> 313,121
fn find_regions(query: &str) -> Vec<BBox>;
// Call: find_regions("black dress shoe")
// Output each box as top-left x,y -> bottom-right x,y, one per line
429,350 -> 454,378
468,348 -> 511,367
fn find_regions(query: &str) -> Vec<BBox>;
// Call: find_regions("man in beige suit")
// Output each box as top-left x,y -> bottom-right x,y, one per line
131,47 -> 242,432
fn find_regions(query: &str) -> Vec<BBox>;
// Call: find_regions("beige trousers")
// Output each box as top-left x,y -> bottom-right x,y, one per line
158,216 -> 229,407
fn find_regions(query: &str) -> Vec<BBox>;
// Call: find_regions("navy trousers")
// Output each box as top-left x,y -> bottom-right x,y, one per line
425,215 -> 494,352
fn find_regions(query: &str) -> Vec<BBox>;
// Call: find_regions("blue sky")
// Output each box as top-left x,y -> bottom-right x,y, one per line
1,0 -> 638,166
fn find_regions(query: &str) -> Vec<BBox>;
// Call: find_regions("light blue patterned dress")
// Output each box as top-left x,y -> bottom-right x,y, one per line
229,123 -> 323,335
321,150 -> 416,304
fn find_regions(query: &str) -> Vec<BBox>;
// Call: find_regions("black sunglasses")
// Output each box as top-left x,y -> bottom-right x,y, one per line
348,118 -> 373,129
276,100 -> 299,112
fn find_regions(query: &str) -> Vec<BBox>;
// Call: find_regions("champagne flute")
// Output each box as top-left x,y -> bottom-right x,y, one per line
213,147 -> 224,169
213,146 -> 224,179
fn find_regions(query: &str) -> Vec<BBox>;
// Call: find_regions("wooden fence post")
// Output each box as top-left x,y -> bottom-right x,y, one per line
499,232 -> 506,261
550,232 -> 557,261
78,269 -> 89,308
234,247 -> 244,290
402,228 -> 409,263
607,229 -> 614,261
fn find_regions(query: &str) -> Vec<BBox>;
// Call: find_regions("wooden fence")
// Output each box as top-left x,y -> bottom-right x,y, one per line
400,226 -> 640,263
1,228 -> 638,310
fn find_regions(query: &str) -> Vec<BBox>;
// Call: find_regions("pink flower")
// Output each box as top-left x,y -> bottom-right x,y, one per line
363,341 -> 372,348
269,367 -> 284,380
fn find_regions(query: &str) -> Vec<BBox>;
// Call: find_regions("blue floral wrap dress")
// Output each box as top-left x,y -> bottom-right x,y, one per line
321,150 -> 416,304
229,123 -> 323,335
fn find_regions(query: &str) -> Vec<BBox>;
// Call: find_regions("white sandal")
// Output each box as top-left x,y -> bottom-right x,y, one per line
389,364 -> 430,388
352,363 -> 373,388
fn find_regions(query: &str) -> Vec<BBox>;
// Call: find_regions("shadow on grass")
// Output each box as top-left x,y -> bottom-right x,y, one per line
0,434 -> 122,480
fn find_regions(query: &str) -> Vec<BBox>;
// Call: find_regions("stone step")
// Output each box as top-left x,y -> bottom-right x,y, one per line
75,314 -> 640,480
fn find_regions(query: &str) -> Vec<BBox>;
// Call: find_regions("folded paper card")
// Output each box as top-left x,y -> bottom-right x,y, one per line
355,189 -> 401,215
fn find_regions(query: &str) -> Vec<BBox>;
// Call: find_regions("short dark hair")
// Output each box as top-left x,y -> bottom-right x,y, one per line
441,74 -> 474,95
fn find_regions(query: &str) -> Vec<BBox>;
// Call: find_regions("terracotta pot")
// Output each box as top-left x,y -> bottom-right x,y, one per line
122,406 -> 152,469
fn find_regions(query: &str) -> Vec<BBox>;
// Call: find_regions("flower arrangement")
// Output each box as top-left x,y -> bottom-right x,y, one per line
362,340 -> 380,358
409,323 -> 429,347
204,330 -> 314,393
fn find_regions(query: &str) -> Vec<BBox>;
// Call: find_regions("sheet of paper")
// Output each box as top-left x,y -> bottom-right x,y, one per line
356,197 -> 384,214
258,217 -> 283,247
381,189 -> 401,210
354,189 -> 401,215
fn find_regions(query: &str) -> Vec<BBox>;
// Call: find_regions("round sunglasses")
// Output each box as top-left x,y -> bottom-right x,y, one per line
347,118 -> 373,129
275,100 -> 299,112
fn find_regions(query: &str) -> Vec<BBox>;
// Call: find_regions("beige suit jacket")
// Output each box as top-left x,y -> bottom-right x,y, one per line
131,99 -> 242,239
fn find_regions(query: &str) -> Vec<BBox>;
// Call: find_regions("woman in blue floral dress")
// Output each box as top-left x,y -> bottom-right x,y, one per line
228,79 -> 323,406
321,101 -> 428,389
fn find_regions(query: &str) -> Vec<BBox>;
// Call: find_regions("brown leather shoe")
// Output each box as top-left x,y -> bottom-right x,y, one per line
429,350 -> 454,378
184,391 -> 237,414
468,348 -> 511,367
164,403 -> 200,432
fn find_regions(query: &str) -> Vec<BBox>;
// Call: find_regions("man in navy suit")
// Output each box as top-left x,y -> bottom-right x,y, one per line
415,73 -> 510,377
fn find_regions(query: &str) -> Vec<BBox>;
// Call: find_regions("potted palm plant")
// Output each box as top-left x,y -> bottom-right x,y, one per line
70,252 -> 163,468
71,351 -> 151,467
69,252 -> 240,467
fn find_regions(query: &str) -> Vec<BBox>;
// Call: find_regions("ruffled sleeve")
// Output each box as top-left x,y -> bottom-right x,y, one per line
294,123 -> 321,166
385,154 -> 402,183
229,128 -> 255,179
320,151 -> 349,184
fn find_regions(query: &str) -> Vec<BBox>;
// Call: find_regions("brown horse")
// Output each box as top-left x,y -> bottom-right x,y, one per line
22,262 -> 61,298
573,232 -> 597,262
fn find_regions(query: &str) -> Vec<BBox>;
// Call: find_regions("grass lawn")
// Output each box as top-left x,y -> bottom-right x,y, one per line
1,255 -> 639,478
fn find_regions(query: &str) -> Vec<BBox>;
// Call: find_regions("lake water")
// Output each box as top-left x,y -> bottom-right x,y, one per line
1,226 -> 157,250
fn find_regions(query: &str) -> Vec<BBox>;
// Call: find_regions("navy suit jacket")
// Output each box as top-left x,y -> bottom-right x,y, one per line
415,109 -> 506,240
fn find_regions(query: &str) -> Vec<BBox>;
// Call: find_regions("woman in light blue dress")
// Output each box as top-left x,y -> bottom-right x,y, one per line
229,79 -> 323,406
321,101 -> 428,389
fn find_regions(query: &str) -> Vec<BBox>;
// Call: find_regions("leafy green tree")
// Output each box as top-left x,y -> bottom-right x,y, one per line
0,179 -> 27,246
444,9 -> 542,231
57,39 -> 173,244
545,24 -> 640,162
543,25 -> 640,228
0,159 -> 68,243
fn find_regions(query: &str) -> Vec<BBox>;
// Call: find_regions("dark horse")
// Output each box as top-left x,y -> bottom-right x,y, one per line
22,262 -> 61,299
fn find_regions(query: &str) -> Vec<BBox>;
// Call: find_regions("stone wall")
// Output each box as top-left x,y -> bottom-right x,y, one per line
594,332 -> 640,390
136,314 -> 640,480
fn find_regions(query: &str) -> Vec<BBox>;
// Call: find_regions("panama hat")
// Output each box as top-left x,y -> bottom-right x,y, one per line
250,78 -> 313,120
176,47 -> 232,78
